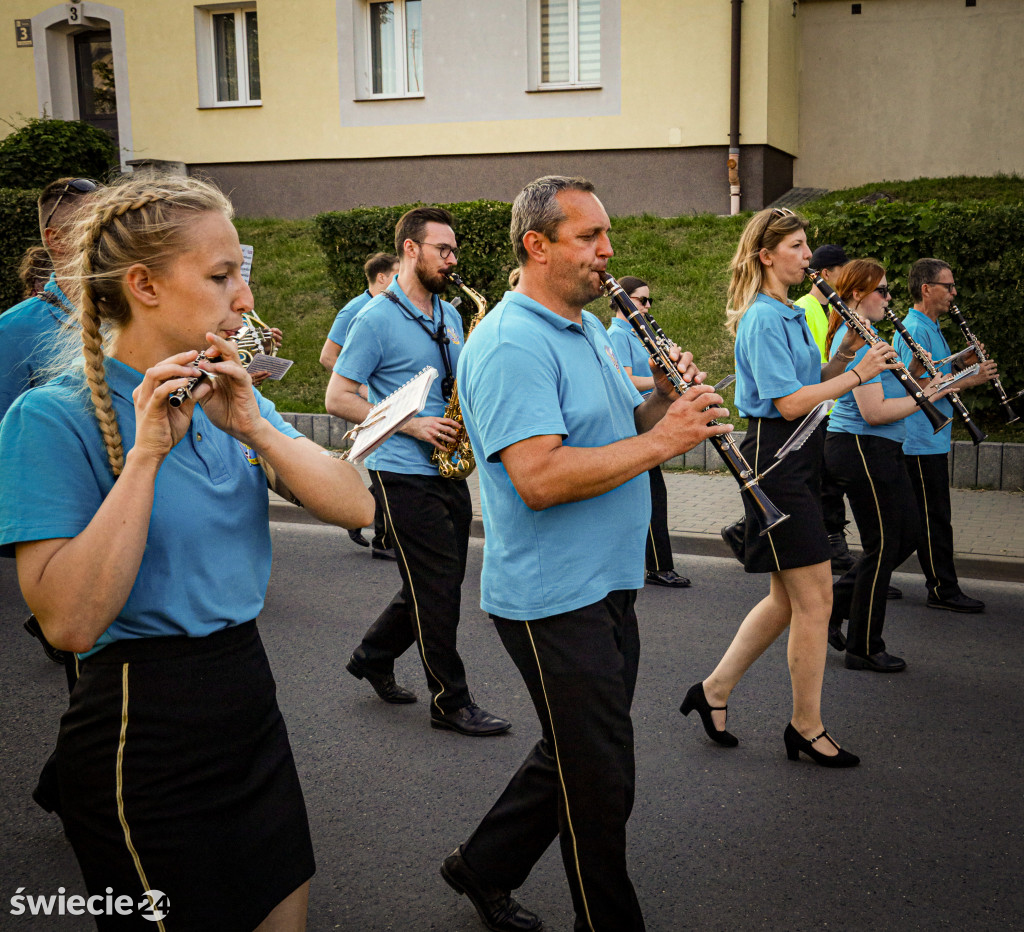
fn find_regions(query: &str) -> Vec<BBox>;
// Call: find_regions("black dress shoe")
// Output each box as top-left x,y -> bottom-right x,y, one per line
783,723 -> 860,768
348,528 -> 370,547
827,623 -> 846,652
720,519 -> 745,562
431,704 -> 511,737
679,681 -> 738,747
646,569 -> 691,588
844,650 -> 907,672
371,546 -> 397,561
346,656 -> 417,703
441,847 -> 543,932
927,591 -> 984,613
887,585 -> 902,600
24,616 -> 67,665
828,532 -> 857,573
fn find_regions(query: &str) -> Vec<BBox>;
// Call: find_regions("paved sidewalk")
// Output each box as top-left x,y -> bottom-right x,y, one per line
272,467 -> 1024,582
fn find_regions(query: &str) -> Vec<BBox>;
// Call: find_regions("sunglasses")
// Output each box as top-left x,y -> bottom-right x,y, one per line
44,178 -> 98,230
874,284 -> 892,298
413,240 -> 459,261
759,206 -> 796,246
631,295 -> 654,307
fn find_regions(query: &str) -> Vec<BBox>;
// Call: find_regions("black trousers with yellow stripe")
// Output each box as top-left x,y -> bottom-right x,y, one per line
644,466 -> 674,573
826,433 -> 919,657
353,470 -> 472,715
904,452 -> 959,600
461,590 -> 645,932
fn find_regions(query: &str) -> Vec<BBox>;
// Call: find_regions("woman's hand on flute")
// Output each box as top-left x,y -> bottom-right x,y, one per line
189,332 -> 265,444
131,350 -> 211,465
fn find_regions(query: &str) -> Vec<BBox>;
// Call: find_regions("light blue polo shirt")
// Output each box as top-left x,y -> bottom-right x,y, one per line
897,307 -> 954,455
335,279 -> 464,475
0,357 -> 302,658
326,289 -> 372,347
606,316 -> 653,393
826,327 -> 907,443
735,293 -> 822,418
458,291 -> 648,621
0,275 -> 75,422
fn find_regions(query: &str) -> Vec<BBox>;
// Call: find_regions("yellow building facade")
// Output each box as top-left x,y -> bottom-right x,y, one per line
2,0 -> 1021,217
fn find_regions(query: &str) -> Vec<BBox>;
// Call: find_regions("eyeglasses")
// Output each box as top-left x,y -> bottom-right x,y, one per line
759,206 -> 796,246
631,295 -> 654,307
413,241 -> 459,261
43,178 -> 98,230
925,281 -> 956,292
874,285 -> 892,298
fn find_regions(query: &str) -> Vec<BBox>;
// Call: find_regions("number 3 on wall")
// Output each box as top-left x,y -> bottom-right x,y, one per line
67,3 -> 83,24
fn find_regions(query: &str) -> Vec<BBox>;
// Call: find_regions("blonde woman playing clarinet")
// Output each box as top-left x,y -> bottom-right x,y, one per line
680,208 -> 894,768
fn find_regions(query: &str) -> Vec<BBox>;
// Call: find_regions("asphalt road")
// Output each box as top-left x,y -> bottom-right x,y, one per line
2,522 -> 1023,931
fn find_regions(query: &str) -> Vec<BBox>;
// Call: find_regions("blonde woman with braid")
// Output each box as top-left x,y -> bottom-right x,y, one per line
0,175 -> 373,930
680,208 -> 895,768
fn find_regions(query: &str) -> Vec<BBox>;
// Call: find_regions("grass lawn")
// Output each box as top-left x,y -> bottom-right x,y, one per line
235,176 -> 1024,443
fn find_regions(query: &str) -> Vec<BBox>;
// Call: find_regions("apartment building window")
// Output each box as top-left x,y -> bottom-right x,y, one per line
367,1 -> 422,96
195,5 -> 261,107
540,0 -> 600,87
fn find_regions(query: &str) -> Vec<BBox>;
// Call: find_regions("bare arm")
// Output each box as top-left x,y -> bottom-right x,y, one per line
623,365 -> 656,394
319,338 -> 342,372
776,341 -> 898,420
501,383 -> 731,511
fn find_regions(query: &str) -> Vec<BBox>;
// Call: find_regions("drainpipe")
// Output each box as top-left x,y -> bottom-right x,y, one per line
729,0 -> 743,215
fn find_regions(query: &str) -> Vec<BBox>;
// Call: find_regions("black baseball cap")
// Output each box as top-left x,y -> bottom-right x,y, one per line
809,244 -> 848,270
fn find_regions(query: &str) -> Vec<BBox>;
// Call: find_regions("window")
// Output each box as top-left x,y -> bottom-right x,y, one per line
540,0 -> 600,87
195,5 -> 260,108
366,1 -> 422,97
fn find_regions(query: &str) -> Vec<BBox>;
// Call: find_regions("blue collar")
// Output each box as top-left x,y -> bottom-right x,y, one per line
503,291 -> 587,334
759,293 -> 803,320
905,306 -> 941,331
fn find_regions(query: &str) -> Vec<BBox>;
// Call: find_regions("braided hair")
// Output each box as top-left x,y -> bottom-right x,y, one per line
64,175 -> 233,476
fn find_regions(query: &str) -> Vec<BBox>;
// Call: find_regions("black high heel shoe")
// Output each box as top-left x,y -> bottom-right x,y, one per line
680,682 -> 738,747
783,723 -> 859,768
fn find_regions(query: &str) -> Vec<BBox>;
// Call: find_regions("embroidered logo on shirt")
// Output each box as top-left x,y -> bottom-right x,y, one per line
604,345 -> 621,373
238,441 -> 259,465
446,325 -> 462,346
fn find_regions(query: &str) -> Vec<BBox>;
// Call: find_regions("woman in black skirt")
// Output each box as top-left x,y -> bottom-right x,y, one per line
679,208 -> 894,767
0,175 -> 373,929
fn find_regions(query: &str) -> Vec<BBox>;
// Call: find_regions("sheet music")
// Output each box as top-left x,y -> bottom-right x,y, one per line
344,367 -> 439,463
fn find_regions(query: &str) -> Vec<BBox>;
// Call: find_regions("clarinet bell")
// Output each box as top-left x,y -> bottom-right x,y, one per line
745,482 -> 790,537
964,417 -> 988,445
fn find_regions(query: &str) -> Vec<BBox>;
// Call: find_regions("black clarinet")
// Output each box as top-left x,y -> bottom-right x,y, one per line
601,272 -> 788,536
947,304 -> 1021,425
806,269 -> 952,434
884,308 -> 986,444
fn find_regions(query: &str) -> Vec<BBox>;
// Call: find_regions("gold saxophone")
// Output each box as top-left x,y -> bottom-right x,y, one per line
432,271 -> 488,479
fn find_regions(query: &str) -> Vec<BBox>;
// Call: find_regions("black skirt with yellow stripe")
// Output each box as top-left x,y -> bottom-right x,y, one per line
56,621 -> 314,931
739,416 -> 831,573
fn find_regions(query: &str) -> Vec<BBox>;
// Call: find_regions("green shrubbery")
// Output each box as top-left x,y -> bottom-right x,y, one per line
0,187 -> 43,311
803,199 -> 1024,422
313,200 -> 516,323
0,116 -> 118,188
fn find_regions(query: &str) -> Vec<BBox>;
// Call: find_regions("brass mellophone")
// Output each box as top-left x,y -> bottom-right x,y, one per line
168,311 -> 277,408
883,308 -> 986,444
947,304 -> 1022,425
806,269 -> 952,434
600,272 -> 788,536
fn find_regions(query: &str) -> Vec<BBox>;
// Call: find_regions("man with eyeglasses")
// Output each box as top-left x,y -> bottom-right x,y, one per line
326,206 -> 511,736
898,258 -> 997,612
1,178 -> 99,669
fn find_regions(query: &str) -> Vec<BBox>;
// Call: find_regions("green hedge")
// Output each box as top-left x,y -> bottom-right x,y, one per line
0,187 -> 43,312
0,117 -> 118,189
313,200 -> 516,325
803,199 -> 1024,423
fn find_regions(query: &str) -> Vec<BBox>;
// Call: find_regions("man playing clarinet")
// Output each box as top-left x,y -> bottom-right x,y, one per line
899,258 -> 997,612
441,175 -> 731,932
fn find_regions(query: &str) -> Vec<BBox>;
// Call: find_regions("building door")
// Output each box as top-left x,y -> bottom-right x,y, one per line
74,30 -> 118,149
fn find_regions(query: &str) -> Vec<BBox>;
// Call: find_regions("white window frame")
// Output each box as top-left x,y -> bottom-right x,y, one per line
194,4 -> 261,109
528,0 -> 602,92
356,0 -> 424,101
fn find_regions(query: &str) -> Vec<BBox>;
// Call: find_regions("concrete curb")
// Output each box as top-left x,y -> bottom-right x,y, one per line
269,500 -> 1022,584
